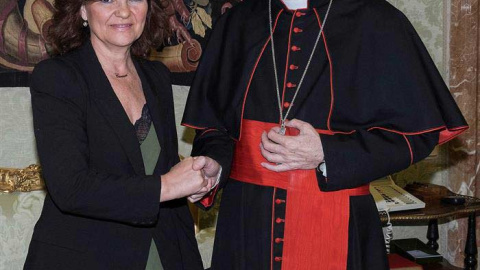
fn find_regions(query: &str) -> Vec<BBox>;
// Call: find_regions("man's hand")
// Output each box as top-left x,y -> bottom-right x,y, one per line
260,119 -> 324,172
187,156 -> 222,203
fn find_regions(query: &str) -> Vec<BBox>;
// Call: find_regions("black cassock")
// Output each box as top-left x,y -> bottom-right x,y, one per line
183,0 -> 468,269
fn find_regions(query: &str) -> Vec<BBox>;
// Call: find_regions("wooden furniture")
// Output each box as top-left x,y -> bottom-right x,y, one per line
380,183 -> 480,270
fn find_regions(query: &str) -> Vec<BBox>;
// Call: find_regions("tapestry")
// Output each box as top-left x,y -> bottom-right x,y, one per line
0,0 -> 239,86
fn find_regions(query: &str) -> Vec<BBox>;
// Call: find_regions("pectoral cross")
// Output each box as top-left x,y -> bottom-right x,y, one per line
278,124 -> 286,136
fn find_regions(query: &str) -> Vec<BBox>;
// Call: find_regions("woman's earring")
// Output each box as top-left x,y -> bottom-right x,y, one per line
83,20 -> 88,27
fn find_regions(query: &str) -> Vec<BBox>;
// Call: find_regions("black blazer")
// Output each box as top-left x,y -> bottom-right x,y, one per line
24,42 -> 203,270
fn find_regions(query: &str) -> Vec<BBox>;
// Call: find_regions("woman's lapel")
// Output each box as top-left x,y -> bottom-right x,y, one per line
78,42 -> 145,175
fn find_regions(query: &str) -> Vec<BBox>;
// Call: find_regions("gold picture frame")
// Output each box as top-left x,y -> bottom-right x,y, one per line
0,164 -> 45,193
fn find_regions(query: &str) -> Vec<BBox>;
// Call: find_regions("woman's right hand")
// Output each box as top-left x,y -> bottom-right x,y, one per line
160,157 -> 209,202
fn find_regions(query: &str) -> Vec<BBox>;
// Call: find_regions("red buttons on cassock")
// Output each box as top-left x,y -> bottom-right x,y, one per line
286,82 -> 296,88
289,64 -> 299,70
275,257 -> 283,262
275,238 -> 284,244
276,217 -> 285,223
293,27 -> 303,33
275,199 -> 285,204
291,45 -> 301,51
296,12 -> 305,17
283,102 -> 290,108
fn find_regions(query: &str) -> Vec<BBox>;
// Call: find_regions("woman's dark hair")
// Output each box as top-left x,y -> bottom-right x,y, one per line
47,0 -> 170,58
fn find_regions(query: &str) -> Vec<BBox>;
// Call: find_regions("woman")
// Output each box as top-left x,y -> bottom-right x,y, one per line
24,0 -> 209,269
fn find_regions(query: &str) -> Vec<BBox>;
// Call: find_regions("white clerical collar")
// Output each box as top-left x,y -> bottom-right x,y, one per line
281,0 -> 308,9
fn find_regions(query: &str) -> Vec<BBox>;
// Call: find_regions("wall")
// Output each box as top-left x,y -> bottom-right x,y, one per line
389,1 -> 480,267
386,0 -> 452,261
446,0 -> 479,266
0,88 -> 44,269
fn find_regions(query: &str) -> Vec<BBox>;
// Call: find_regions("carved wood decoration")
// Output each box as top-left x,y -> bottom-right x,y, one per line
0,164 -> 45,193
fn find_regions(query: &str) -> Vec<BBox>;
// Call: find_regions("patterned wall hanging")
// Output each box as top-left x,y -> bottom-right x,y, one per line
0,0 -> 240,87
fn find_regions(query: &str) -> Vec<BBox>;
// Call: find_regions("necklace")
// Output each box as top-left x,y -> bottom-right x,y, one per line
115,73 -> 128,78
269,0 -> 334,135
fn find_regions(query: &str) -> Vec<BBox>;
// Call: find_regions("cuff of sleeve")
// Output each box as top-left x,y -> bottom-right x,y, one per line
211,166 -> 222,190
198,166 -> 223,209
138,175 -> 161,224
199,185 -> 220,209
316,170 -> 329,191
317,134 -> 342,191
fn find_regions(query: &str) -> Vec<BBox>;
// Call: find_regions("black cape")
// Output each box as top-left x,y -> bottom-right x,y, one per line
183,0 -> 467,139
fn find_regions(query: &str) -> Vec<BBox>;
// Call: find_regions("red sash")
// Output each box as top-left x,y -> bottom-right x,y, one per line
230,119 -> 370,270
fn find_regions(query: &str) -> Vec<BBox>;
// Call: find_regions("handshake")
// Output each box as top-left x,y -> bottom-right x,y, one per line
160,156 -> 221,203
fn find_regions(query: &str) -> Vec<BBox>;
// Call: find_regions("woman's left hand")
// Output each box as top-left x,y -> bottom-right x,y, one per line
260,119 -> 324,172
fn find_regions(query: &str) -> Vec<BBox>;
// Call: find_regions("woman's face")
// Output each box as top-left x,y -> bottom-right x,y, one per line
81,0 -> 148,50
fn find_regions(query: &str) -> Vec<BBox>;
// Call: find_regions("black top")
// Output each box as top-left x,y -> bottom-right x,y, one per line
135,104 -> 152,144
